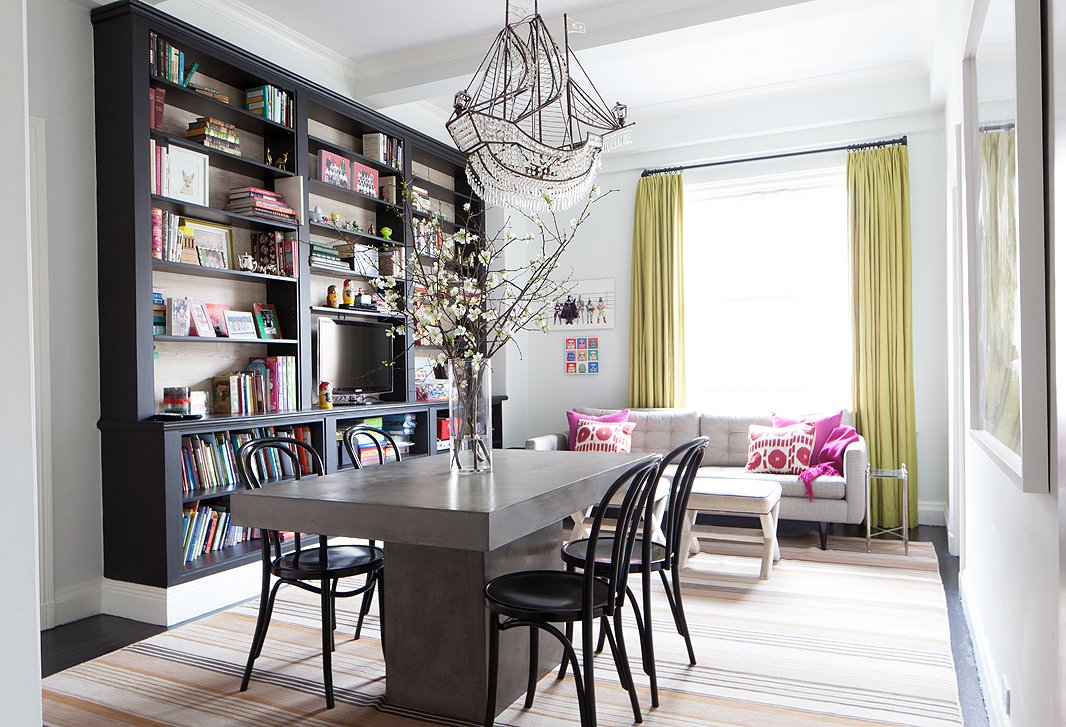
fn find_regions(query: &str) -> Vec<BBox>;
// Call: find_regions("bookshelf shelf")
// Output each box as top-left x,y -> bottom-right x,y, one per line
179,536 -> 301,580
413,176 -> 475,205
309,305 -> 403,322
154,335 -> 300,345
152,259 -> 298,284
152,77 -> 295,135
413,208 -> 462,232
182,483 -> 244,503
308,178 -> 404,214
151,194 -> 298,231
308,220 -> 400,248
308,134 -> 403,176
150,129 -> 295,178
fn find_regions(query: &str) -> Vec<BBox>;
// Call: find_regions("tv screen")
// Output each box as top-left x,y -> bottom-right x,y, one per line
315,318 -> 394,394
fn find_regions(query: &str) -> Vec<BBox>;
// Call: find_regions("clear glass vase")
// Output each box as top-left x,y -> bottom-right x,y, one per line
449,358 -> 492,473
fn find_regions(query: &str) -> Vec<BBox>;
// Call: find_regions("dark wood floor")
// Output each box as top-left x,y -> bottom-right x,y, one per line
41,526 -> 988,725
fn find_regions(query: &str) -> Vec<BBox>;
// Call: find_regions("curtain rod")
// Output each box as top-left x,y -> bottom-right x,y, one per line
640,135 -> 908,177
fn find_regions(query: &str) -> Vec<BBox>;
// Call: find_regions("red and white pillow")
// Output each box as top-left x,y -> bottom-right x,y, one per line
573,419 -> 637,453
746,422 -> 816,474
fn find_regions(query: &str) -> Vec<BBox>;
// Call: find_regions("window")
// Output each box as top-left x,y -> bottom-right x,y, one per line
683,165 -> 851,414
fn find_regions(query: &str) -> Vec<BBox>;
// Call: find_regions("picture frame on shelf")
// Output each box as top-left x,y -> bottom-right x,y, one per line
319,150 -> 351,189
224,310 -> 258,339
352,161 -> 379,198
252,302 -> 282,339
188,301 -> 216,337
165,145 -> 209,206
205,302 -> 231,336
185,219 -> 232,268
196,245 -> 226,269
166,297 -> 191,336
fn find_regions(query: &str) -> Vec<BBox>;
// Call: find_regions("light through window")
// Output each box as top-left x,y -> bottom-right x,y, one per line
683,166 -> 851,415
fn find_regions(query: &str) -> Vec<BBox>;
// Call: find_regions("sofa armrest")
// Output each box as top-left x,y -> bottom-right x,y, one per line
525,432 -> 568,451
842,435 -> 869,525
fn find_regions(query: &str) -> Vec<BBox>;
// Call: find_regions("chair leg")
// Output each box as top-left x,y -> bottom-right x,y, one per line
605,611 -> 642,723
671,566 -> 697,666
559,563 -> 576,680
252,580 -> 283,660
355,573 -> 377,640
241,568 -> 273,692
331,578 -> 338,631
582,616 -> 598,727
484,615 -> 500,727
524,626 -> 539,708
321,577 -> 335,709
641,567 -> 659,707
595,619 -> 607,655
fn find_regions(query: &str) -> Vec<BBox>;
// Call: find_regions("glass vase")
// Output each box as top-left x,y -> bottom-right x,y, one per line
449,358 -> 492,473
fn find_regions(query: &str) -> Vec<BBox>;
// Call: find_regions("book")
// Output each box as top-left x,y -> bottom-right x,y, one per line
166,297 -> 190,336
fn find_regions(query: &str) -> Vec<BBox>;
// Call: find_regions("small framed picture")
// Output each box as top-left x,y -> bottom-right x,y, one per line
188,301 -> 216,337
224,310 -> 258,339
196,246 -> 226,269
253,302 -> 282,339
205,303 -> 231,336
352,162 -> 379,197
320,150 -> 351,189
166,146 -> 209,206
185,220 -> 232,268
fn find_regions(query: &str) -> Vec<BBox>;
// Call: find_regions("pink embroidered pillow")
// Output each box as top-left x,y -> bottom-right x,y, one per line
770,410 -> 844,463
566,408 -> 629,451
573,419 -> 636,453
746,423 -> 817,474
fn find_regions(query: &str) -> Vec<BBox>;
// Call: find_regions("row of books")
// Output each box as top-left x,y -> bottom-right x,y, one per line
246,84 -> 292,127
252,231 -> 299,278
150,208 -> 188,262
152,287 -> 166,335
149,141 -> 175,197
182,503 -> 262,563
212,356 -> 298,415
227,187 -> 298,223
149,32 -> 194,86
148,87 -> 166,130
338,414 -> 415,466
180,424 -> 312,495
187,117 -> 239,155
363,132 -> 404,170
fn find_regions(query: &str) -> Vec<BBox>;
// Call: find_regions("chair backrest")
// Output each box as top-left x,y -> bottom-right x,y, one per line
237,436 -> 325,563
652,436 -> 710,569
583,455 -> 663,616
342,425 -> 403,469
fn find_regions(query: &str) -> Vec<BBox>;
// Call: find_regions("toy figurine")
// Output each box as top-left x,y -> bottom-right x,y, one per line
265,148 -> 273,165
367,224 -> 376,236
273,151 -> 289,170
342,279 -> 355,307
330,212 -> 340,224
319,381 -> 333,409
313,205 -> 325,222
326,284 -> 339,308
379,226 -> 392,240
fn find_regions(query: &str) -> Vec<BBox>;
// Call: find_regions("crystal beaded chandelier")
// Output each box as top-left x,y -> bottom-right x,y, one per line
446,2 -> 632,212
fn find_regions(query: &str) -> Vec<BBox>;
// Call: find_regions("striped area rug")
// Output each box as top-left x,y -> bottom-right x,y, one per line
43,534 -> 962,726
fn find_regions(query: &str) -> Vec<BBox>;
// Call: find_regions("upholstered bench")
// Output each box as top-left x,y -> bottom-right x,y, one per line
680,478 -> 782,579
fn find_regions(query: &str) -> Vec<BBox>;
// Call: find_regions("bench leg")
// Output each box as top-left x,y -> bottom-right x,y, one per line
770,501 -> 781,562
758,501 -> 781,580
569,507 -> 592,540
678,511 -> 698,570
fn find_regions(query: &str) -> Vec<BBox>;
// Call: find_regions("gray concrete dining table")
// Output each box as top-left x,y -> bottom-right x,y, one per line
230,448 -> 654,722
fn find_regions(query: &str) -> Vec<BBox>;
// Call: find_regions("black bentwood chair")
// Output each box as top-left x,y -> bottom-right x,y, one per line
339,424 -> 403,638
483,455 -> 663,727
560,437 -> 710,708
236,436 -> 385,710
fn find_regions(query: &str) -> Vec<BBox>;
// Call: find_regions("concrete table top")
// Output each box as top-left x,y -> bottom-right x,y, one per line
230,449 -> 654,551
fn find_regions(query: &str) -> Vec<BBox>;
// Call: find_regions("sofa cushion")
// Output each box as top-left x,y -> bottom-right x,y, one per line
771,410 -> 844,463
573,419 -> 635,453
746,422 -> 816,474
698,414 -> 771,467
663,464 -> 846,500
573,407 -> 700,455
566,408 -> 629,451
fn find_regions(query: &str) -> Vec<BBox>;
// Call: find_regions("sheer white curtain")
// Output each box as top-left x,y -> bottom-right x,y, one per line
683,166 -> 851,415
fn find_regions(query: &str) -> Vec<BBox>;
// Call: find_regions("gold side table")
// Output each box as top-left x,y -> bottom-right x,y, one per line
865,463 -> 909,554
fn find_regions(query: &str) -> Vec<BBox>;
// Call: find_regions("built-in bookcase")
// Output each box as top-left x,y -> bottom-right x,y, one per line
92,0 -> 488,588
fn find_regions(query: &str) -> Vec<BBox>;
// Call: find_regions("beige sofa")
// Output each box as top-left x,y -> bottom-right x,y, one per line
525,407 -> 869,548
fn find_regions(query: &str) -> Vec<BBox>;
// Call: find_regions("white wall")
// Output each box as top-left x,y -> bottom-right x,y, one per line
0,0 -> 43,718
28,0 -> 103,626
503,107 -> 951,525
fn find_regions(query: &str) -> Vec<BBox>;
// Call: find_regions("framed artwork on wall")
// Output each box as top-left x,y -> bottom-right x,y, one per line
548,278 -> 614,330
964,0 -> 1048,493
165,146 -> 209,206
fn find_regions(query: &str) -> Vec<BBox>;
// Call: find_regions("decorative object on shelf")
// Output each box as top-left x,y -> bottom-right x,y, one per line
342,279 -> 355,307
319,381 -> 333,409
206,303 -> 231,336
190,390 -> 208,416
184,219 -> 232,268
164,145 -> 210,206
163,386 -> 191,414
312,204 -> 326,222
237,252 -> 258,272
189,301 -> 217,337
196,246 -> 226,269
223,310 -> 258,339
320,151 -> 351,189
368,224 -> 376,236
326,284 -> 339,308
352,161 -> 379,198
379,226 -> 392,240
166,296 -> 191,336
446,4 -> 631,211
185,116 -> 238,155
253,302 -> 282,339
272,151 -> 289,170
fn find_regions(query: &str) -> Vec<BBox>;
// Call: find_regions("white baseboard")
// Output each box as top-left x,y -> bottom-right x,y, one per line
959,573 -> 1002,727
52,578 -> 102,626
101,560 -> 262,627
917,499 -> 947,526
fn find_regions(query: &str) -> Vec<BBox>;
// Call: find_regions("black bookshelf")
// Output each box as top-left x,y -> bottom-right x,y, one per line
92,0 -> 486,590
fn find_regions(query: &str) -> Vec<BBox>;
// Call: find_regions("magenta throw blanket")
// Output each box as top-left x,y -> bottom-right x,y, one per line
798,463 -> 841,502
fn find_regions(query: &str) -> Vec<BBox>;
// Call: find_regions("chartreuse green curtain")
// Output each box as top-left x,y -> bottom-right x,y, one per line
629,173 -> 685,407
848,144 -> 919,529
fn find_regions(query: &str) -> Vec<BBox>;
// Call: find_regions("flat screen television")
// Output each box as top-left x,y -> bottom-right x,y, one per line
314,318 -> 394,394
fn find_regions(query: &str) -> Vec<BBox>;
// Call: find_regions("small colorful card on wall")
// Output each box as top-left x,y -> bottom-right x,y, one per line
565,337 -> 600,375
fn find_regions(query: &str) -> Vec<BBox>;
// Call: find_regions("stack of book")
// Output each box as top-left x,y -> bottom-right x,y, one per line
363,132 -> 404,170
149,31 -> 193,85
245,84 -> 292,127
150,207 -> 187,262
186,117 -> 239,155
211,355 -> 298,415
182,503 -> 256,563
251,231 -> 299,278
310,243 -> 351,272
179,424 -> 313,496
149,140 -> 170,196
152,287 -> 166,335
188,81 -> 229,104
339,414 -> 415,466
226,187 -> 298,223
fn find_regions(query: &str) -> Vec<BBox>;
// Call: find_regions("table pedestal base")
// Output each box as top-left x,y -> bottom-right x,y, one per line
383,522 -> 564,722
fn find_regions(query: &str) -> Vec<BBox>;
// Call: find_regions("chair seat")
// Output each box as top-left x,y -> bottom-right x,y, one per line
560,537 -> 667,572
274,544 -> 384,579
485,570 -> 611,622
